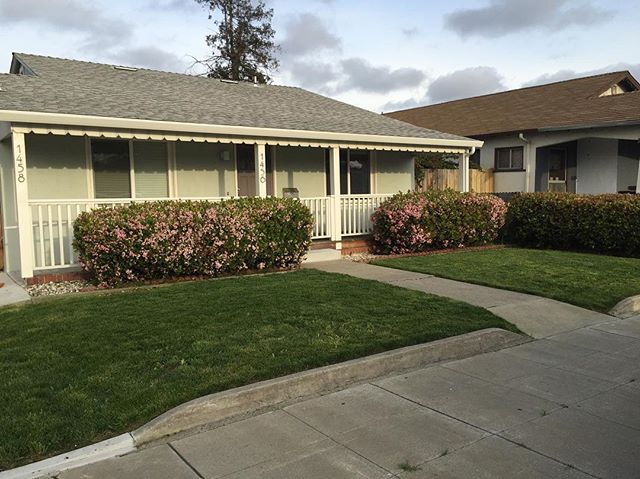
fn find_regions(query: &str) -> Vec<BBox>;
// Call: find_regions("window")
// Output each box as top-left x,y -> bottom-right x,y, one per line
333,149 -> 371,194
133,141 -> 168,198
91,140 -> 131,198
349,151 -> 371,194
495,147 -> 524,171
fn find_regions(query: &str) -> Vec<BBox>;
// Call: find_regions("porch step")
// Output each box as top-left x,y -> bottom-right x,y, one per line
303,248 -> 342,263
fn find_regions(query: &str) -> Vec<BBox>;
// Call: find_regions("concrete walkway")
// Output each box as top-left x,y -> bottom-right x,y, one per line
60,315 -> 640,479
0,272 -> 30,308
307,261 -> 615,339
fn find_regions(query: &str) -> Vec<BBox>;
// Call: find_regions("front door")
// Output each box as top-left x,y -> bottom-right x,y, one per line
236,145 -> 274,196
548,148 -> 567,192
236,145 -> 255,197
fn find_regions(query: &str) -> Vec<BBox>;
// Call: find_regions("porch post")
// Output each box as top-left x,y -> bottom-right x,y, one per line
254,142 -> 267,197
636,158 -> 640,194
11,131 -> 34,279
329,146 -> 342,246
459,151 -> 470,192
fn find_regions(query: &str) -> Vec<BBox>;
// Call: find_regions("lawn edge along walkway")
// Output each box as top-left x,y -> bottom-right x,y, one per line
307,260 -> 617,339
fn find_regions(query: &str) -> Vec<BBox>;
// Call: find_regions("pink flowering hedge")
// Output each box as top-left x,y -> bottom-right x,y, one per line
371,190 -> 507,254
73,198 -> 313,286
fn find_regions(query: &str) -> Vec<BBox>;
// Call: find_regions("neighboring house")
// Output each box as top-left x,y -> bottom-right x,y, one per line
0,53 -> 480,282
387,71 -> 640,195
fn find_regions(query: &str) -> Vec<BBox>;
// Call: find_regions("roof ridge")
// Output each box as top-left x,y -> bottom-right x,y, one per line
12,52 -> 295,89
388,70 -> 634,114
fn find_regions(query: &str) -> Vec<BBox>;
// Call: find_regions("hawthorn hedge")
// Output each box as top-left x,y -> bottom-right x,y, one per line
73,198 -> 313,285
371,190 -> 507,254
503,192 -> 640,257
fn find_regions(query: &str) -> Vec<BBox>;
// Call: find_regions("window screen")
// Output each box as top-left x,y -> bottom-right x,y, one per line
133,141 -> 169,198
92,140 -> 131,198
349,151 -> 371,194
495,147 -> 524,171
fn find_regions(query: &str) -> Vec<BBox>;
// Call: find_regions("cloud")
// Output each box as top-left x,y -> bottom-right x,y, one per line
280,13 -> 341,58
108,47 -> 188,73
401,27 -> 419,38
445,0 -> 613,38
287,60 -> 339,90
338,58 -> 427,94
426,66 -> 506,103
382,66 -> 506,111
523,63 -> 640,87
0,0 -> 133,52
153,0 -> 199,9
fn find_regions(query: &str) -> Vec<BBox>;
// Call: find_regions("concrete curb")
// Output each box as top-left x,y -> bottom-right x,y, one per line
0,328 -> 526,479
0,433 -> 134,479
609,295 -> 640,319
132,328 -> 527,445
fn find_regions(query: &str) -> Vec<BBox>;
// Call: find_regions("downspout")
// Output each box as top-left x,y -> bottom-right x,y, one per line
519,133 -> 532,192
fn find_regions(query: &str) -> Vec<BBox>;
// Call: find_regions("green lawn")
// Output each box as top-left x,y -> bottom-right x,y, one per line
0,269 -> 515,470
372,248 -> 640,312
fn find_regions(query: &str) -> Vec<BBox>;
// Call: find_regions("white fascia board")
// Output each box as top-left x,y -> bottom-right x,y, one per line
0,110 -> 483,149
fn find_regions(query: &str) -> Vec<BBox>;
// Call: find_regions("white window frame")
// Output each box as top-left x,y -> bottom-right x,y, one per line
87,138 -> 172,200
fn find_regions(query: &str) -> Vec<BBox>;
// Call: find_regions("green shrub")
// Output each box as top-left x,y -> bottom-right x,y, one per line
371,190 -> 507,254
504,193 -> 640,257
73,198 -> 313,286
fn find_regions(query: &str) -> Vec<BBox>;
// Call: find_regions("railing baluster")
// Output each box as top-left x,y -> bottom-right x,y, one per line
37,205 -> 45,268
47,205 -> 55,266
67,204 -> 73,264
57,204 -> 64,265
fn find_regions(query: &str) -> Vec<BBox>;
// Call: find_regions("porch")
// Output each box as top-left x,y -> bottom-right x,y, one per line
27,194 -> 392,271
0,126 -> 476,280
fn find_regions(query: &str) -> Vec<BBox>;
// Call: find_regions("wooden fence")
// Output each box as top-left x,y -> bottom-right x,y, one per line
419,168 -> 494,193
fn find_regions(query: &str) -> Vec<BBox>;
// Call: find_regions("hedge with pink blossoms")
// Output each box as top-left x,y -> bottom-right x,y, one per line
73,198 -> 313,286
371,190 -> 507,254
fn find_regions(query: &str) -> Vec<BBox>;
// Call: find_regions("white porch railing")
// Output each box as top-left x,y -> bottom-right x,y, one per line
299,197 -> 331,239
340,194 -> 391,236
28,194 -> 393,270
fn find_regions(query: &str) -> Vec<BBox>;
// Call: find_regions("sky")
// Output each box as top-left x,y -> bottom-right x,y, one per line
0,0 -> 638,113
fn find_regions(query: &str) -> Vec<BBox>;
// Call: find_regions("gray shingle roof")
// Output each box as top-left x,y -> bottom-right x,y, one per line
0,53 -> 469,143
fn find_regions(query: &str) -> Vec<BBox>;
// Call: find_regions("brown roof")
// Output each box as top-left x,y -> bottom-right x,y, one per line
385,71 -> 640,137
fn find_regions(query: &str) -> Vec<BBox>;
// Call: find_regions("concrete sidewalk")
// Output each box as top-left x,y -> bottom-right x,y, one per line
60,315 -> 640,479
0,272 -> 30,308
307,261 -> 615,338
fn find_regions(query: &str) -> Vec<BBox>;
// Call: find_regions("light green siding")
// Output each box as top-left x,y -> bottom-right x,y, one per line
175,142 -> 236,197
26,134 -> 88,199
134,141 -> 169,198
375,151 -> 414,193
275,147 -> 326,197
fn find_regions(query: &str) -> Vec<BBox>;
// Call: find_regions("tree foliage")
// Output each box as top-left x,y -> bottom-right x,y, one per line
195,0 -> 279,83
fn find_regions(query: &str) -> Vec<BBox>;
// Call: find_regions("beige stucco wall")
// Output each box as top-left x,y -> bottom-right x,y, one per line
375,151 -> 413,193
274,146 -> 326,197
478,135 -> 527,193
26,134 -> 89,199
175,142 -> 236,197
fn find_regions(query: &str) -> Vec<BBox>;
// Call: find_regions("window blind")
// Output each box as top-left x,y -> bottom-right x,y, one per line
133,141 -> 169,198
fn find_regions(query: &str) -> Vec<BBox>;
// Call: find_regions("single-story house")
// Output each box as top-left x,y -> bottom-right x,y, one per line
0,53 -> 480,282
387,71 -> 640,195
